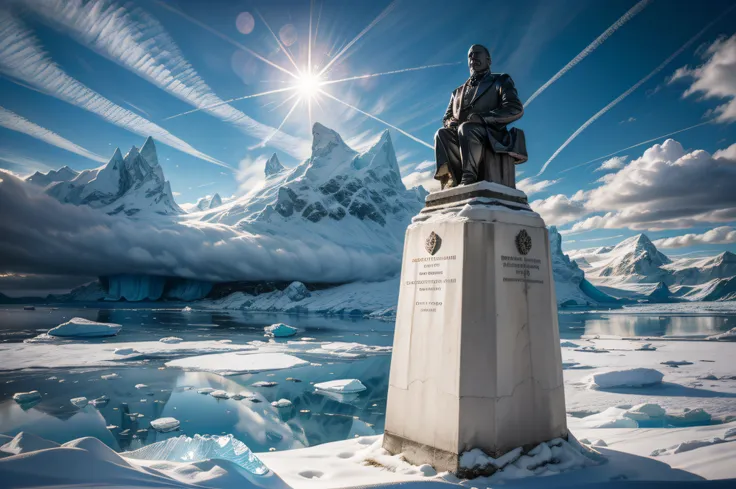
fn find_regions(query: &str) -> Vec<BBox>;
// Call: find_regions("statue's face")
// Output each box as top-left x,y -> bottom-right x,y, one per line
468,46 -> 490,74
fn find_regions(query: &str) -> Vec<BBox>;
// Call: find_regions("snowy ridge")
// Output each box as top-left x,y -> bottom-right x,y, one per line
25,166 -> 79,187
569,235 -> 736,301
195,192 -> 223,211
36,137 -> 183,216
199,123 -> 424,261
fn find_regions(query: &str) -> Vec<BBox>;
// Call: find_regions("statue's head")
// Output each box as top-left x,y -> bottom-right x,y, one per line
468,44 -> 491,75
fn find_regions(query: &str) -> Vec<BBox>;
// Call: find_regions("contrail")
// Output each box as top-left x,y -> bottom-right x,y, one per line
255,9 -> 301,75
252,97 -> 302,149
319,89 -> 433,149
318,0 -> 398,77
0,9 -> 231,170
525,0 -> 652,107
559,120 -> 713,173
165,87 -> 297,120
537,4 -> 736,176
321,62 -> 462,86
0,106 -> 106,163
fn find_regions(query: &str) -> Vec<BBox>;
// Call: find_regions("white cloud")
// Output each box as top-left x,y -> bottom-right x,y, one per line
653,226 -> 736,248
0,9 -> 229,169
594,156 -> 628,172
0,171 -> 398,283
570,138 -> 736,231
414,160 -> 435,171
671,34 -> 736,122
401,169 -> 438,192
237,155 -> 268,195
530,194 -> 588,226
517,177 -> 559,196
26,0 -> 310,159
0,106 -> 105,164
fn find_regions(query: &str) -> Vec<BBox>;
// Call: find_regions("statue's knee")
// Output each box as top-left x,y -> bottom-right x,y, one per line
435,128 -> 449,142
458,122 -> 483,139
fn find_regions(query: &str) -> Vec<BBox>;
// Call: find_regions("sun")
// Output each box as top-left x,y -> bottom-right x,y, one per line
294,71 -> 322,99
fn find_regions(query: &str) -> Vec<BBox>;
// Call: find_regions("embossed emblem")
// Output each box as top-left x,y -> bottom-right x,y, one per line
425,231 -> 441,255
515,229 -> 532,255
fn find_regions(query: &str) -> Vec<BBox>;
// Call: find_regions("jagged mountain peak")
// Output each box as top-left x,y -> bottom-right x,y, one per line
140,136 -> 159,167
110,147 -> 123,163
265,153 -> 285,177
311,122 -> 351,157
26,165 -> 80,187
209,193 -> 222,208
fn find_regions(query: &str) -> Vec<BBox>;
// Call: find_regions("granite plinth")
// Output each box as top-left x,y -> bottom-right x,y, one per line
383,182 -> 567,473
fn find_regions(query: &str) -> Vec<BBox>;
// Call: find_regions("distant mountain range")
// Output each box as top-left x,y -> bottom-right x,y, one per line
13,127 -> 736,308
569,235 -> 736,302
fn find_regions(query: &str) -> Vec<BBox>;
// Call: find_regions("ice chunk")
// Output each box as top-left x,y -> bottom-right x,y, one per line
314,379 -> 367,393
660,360 -> 694,367
210,390 -> 230,399
637,343 -> 657,351
264,323 -> 298,338
1,432 -> 59,455
166,352 -> 308,375
591,439 -> 607,447
90,395 -> 109,407
707,327 -> 736,341
182,306 -> 193,312
134,384 -> 148,390
159,336 -> 183,344
197,387 -> 215,394
229,393 -> 246,400
101,373 -> 119,380
586,368 -> 664,389
150,417 -> 180,433
666,408 -> 712,426
252,381 -> 277,388
13,391 -> 42,404
625,403 -> 666,421
560,341 -> 579,348
271,399 -> 292,408
114,348 -> 139,356
125,434 -> 267,475
48,317 -> 122,338
70,397 -> 88,408
725,426 -> 736,439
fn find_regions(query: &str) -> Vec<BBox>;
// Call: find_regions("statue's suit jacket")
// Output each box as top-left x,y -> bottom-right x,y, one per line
443,73 -> 528,164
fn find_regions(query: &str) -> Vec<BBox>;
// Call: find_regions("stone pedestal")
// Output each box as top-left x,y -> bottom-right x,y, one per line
382,181 -> 567,472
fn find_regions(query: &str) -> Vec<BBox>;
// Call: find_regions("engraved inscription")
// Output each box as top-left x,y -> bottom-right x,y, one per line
501,253 -> 544,284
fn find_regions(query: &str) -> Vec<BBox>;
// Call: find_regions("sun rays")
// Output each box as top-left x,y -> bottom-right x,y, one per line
166,0 -> 457,151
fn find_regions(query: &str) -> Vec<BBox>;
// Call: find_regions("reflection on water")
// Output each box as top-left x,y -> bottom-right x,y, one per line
1,304 -> 734,453
559,312 -> 733,338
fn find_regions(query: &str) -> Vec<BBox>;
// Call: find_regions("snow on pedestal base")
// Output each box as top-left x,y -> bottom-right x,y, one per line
383,182 -> 567,473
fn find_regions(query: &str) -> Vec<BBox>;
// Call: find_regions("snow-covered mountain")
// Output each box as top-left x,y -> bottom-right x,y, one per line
33,137 -> 182,216
568,235 -> 736,301
26,166 -> 79,187
194,192 -> 223,211
548,227 -> 618,306
198,123 -> 424,259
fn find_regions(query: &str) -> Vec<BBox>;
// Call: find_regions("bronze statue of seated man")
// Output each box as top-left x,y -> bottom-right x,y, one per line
434,44 -> 528,190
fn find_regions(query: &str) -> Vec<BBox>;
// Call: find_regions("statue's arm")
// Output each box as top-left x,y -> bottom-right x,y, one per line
442,92 -> 457,129
474,75 -> 523,126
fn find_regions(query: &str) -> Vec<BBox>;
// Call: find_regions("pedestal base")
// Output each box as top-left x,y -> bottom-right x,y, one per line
383,182 -> 567,473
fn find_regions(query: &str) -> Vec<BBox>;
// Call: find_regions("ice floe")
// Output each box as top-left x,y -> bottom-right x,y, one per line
264,323 -> 297,338
271,399 -> 293,408
149,417 -> 180,433
166,352 -> 308,375
47,317 -> 122,338
210,389 -> 230,399
12,391 -> 41,404
314,379 -> 367,393
707,327 -> 736,341
586,368 -> 664,389
159,336 -> 183,343
70,397 -> 88,408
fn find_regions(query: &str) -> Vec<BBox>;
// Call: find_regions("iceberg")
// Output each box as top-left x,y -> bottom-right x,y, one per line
210,390 -> 230,399
314,379 -> 367,393
264,323 -> 298,338
586,368 -> 664,389
70,397 -> 88,408
271,399 -> 292,408
47,317 -> 122,338
13,391 -> 42,404
166,352 -> 308,375
150,417 -> 180,433
124,434 -> 267,475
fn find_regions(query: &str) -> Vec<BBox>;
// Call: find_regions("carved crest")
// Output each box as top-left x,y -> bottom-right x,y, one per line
515,229 -> 532,255
425,231 -> 441,255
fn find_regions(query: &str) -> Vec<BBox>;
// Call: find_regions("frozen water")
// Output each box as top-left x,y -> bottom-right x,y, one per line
47,317 -> 122,338
210,390 -> 230,399
13,391 -> 42,404
314,379 -> 367,393
159,336 -> 183,343
149,417 -> 180,432
586,368 -> 664,389
70,397 -> 88,408
166,352 -> 308,375
264,323 -> 297,338
271,399 -> 292,408
125,434 -> 267,475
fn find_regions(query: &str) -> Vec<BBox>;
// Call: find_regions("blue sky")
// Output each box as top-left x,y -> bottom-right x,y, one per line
1,0 -> 735,257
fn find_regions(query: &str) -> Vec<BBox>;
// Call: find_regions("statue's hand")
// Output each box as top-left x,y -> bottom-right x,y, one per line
444,118 -> 459,129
